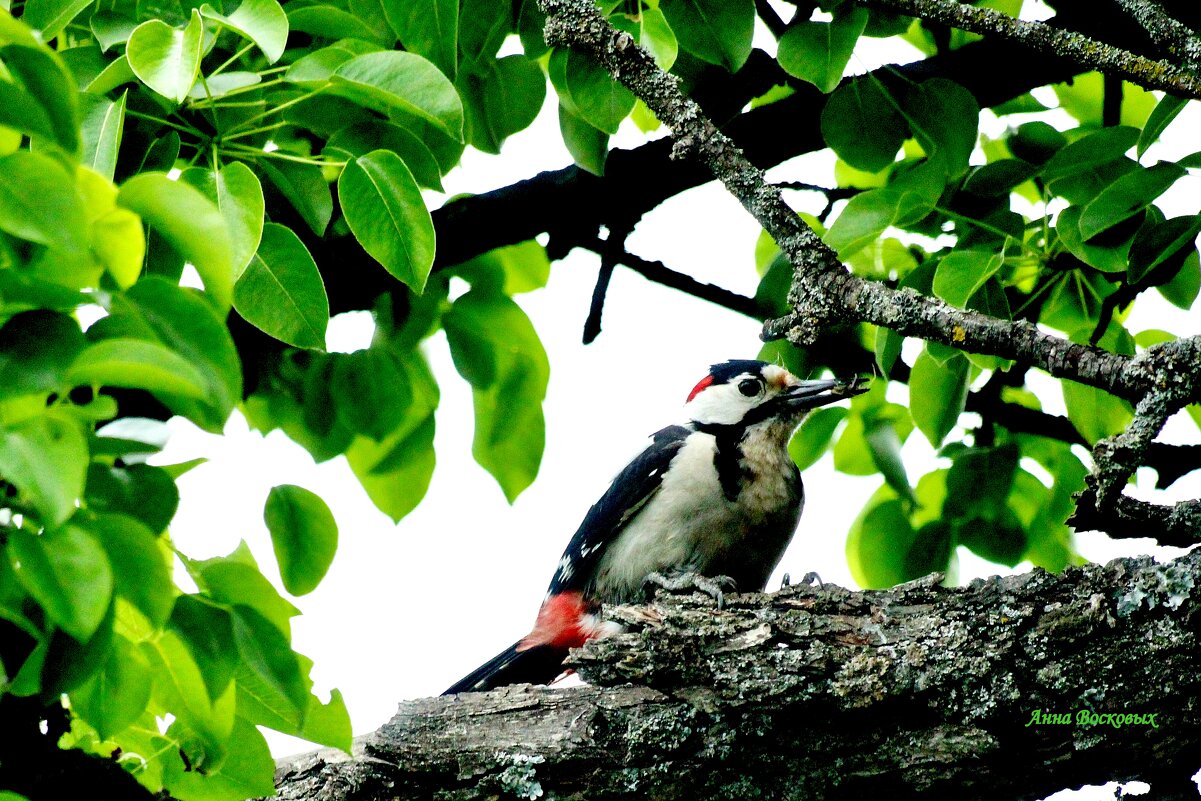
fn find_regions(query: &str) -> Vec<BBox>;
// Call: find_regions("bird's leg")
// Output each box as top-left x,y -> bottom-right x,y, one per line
643,571 -> 737,610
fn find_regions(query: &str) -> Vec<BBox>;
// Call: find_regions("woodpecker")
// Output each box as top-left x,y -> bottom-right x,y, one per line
443,359 -> 866,694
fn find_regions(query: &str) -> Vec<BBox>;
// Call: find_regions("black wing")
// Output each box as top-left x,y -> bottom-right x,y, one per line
546,425 -> 691,596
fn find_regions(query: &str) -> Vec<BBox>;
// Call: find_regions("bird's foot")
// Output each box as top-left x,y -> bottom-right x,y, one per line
643,571 -> 737,610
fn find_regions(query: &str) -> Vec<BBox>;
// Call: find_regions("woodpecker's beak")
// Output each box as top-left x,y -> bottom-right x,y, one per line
781,376 -> 869,409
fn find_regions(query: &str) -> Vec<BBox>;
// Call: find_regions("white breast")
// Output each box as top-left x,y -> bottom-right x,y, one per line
592,425 -> 802,603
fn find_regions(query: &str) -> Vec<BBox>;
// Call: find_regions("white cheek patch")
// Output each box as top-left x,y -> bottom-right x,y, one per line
683,377 -> 758,425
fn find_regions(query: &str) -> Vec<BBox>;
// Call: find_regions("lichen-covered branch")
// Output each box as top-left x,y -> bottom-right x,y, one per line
1113,0 -> 1201,70
270,551 -> 1201,800
862,0 -> 1201,98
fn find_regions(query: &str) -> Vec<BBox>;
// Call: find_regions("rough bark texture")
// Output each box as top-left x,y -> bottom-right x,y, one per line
270,550 -> 1201,801
865,0 -> 1201,97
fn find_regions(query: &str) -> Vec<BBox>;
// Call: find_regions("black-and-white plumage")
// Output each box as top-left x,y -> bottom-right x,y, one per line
444,360 -> 865,694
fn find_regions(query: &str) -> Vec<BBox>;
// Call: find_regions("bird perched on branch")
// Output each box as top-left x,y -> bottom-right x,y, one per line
444,359 -> 867,694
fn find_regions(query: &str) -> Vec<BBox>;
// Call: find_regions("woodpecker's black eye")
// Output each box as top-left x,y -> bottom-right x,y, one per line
738,378 -> 762,396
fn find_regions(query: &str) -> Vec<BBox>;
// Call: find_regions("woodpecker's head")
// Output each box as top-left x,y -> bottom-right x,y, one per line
684,360 -> 866,428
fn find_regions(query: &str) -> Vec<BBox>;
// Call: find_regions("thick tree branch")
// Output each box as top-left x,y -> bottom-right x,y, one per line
270,551 -> 1201,800
862,0 -> 1201,98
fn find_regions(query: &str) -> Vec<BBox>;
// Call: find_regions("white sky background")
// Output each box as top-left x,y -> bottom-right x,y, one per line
151,10 -> 1200,794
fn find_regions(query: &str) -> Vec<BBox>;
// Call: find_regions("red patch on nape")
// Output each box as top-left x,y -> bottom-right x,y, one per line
687,374 -> 715,403
518,592 -> 593,651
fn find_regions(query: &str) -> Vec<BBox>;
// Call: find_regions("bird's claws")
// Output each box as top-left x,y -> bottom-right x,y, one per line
643,571 -> 737,609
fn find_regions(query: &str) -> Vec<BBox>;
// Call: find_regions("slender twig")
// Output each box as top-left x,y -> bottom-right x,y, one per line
755,0 -> 789,38
860,0 -> 1201,98
582,224 -> 632,344
574,236 -> 764,320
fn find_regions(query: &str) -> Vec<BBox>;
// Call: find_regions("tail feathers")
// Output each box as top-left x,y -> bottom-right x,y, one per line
442,641 -> 569,695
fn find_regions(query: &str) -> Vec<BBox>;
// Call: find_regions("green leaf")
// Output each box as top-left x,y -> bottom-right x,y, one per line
330,51 -> 464,140
181,161 -> 265,278
1055,205 -> 1130,274
200,0 -> 288,63
0,310 -> 85,401
1,42 -> 81,157
0,412 -> 87,527
341,351 -> 438,520
1062,379 -> 1133,443
126,10 -> 204,103
90,513 -> 175,627
453,240 -> 551,296
1078,161 -> 1186,240
660,0 -> 753,72
846,496 -> 914,589
147,629 -> 236,769
68,338 -> 210,401
169,594 -> 238,701
0,150 -> 87,252
778,8 -> 867,94
383,0 -> 456,78
22,0 -> 94,39
232,605 -> 308,717
287,4 -> 388,44
963,159 -> 1038,197
457,0 -> 510,70
283,39 -> 382,88
331,348 -> 410,439
186,546 -> 301,636
9,525 -> 113,640
237,665 -> 351,750
640,5 -> 676,69
1127,213 -> 1201,285
327,120 -> 444,191
338,150 -> 435,293
72,632 -> 153,739
86,463 -> 179,535
457,54 -> 546,153
163,716 -> 276,801
91,11 -> 138,51
1007,120 -> 1066,165
347,412 -> 435,522
944,444 -> 1018,522
909,349 -> 968,447
235,223 -> 329,349
904,78 -> 978,177
1138,94 -> 1188,157
90,278 -> 241,432
822,77 -> 906,173
788,406 -> 846,471
933,249 -> 1004,307
864,412 -> 915,504
444,290 -> 548,502
824,168 -> 941,259
548,47 -> 633,136
258,160 -> 332,238
264,485 -> 338,597
117,172 -> 233,306
558,102 -> 607,175
1158,249 -> 1200,309
1041,125 -> 1140,183
79,91 -> 126,181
